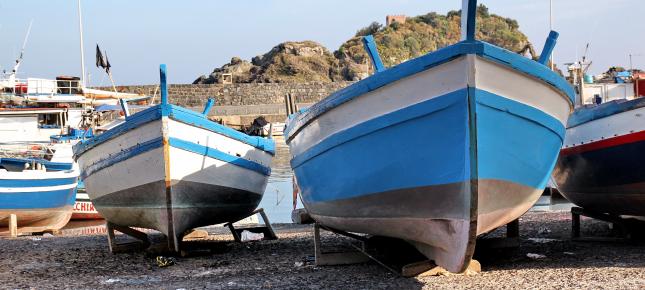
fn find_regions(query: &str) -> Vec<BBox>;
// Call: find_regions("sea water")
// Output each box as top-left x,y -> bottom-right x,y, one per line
257,136 -> 302,224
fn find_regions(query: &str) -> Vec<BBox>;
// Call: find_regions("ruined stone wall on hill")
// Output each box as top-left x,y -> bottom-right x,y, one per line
96,82 -> 354,108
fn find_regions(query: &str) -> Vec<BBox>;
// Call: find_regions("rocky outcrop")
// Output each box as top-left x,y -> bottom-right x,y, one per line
194,41 -> 343,84
195,5 -> 532,84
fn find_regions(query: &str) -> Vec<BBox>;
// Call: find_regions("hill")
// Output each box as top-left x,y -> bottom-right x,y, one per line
194,5 -> 532,84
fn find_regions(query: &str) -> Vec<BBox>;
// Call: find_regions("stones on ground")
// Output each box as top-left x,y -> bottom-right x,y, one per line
155,256 -> 176,267
538,227 -> 552,235
528,238 -> 559,243
418,260 -> 481,277
526,253 -> 547,260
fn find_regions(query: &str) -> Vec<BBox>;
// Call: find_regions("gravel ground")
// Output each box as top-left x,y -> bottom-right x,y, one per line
0,211 -> 644,289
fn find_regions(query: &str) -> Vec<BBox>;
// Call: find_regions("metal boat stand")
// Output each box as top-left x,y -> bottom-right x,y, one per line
571,207 -> 645,241
224,208 -> 278,243
312,223 -> 450,277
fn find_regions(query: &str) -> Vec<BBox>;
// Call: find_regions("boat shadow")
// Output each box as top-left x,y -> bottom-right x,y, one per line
474,212 -> 645,271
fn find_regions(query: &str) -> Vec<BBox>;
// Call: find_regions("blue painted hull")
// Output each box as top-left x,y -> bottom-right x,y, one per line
294,88 -> 563,209
0,178 -> 77,232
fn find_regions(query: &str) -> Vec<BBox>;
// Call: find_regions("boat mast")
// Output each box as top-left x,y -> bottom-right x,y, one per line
7,20 -> 33,92
78,0 -> 86,88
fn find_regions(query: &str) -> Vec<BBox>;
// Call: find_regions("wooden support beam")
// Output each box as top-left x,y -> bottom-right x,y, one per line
106,222 -> 151,253
507,219 -> 520,238
202,98 -> 215,116
538,31 -> 560,66
313,223 -> 370,266
9,214 -> 17,238
362,35 -> 385,73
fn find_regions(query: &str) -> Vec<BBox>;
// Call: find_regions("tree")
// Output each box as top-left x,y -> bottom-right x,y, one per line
355,22 -> 383,37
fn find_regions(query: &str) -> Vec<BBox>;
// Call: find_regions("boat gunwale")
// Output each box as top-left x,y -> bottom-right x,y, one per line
284,40 -> 575,141
73,104 -> 275,157
566,97 -> 645,129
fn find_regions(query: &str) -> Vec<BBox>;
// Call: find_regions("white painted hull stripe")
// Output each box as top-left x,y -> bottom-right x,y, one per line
0,182 -> 78,193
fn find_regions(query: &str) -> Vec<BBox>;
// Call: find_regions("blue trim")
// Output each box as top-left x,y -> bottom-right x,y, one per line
0,177 -> 77,188
567,97 -> 645,128
0,158 -> 73,171
74,104 -> 275,157
168,138 -> 271,176
202,98 -> 215,116
475,90 -> 563,189
463,0 -> 477,41
362,35 -> 385,73
80,137 -> 164,180
284,40 -> 575,140
119,98 -> 131,118
475,89 -> 566,141
291,89 -> 467,169
167,104 -> 275,155
160,64 -> 168,105
73,105 -> 162,156
538,31 -> 559,66
0,188 -> 76,209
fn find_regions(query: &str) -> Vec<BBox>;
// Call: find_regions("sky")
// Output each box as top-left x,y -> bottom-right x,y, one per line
0,0 -> 643,86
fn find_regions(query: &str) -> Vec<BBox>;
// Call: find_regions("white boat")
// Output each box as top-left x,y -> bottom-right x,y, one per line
74,65 -> 275,251
0,107 -> 85,143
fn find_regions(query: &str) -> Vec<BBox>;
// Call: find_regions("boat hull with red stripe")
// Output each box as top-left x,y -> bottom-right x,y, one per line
553,98 -> 645,216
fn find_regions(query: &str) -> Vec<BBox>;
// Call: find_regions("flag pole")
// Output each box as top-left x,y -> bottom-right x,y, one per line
108,71 -> 118,94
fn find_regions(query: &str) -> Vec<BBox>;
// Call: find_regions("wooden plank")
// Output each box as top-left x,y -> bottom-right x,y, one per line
9,214 -> 17,238
401,260 -> 437,277
257,208 -> 277,240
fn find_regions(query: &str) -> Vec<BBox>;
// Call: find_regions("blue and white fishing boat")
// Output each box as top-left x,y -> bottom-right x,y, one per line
0,143 -> 79,235
284,0 -> 574,273
73,65 -> 275,251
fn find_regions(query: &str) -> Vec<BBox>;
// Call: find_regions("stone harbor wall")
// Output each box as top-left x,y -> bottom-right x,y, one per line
95,82 -> 354,127
96,82 -> 353,109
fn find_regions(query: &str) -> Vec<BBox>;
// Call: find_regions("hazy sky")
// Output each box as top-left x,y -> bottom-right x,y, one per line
0,0 -> 642,85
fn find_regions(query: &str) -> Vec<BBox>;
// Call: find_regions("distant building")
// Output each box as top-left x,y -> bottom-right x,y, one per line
386,15 -> 407,26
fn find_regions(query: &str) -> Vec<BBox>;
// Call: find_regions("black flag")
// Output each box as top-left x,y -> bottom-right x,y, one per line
95,44 -> 111,74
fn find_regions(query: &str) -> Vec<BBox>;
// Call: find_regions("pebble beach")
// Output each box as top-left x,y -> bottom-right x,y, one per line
1,211 -> 643,289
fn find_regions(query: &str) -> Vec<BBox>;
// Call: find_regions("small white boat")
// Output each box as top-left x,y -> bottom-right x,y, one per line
74,65 -> 275,251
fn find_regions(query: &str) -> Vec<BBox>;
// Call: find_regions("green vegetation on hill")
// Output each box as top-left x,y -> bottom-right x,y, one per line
194,5 -> 531,84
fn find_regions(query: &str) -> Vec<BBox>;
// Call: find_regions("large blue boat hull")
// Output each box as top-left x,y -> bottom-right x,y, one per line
285,41 -> 573,273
